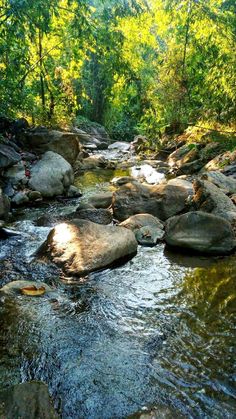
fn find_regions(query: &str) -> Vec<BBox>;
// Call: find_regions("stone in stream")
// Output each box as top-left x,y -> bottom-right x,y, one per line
88,192 -> 113,209
165,211 -> 236,255
0,280 -> 53,296
29,151 -> 74,198
0,187 -> 10,220
120,214 -> 164,246
0,381 -> 58,419
193,179 -> 236,225
113,179 -> 192,222
68,208 -> 113,225
128,405 -> 183,419
37,219 -> 138,276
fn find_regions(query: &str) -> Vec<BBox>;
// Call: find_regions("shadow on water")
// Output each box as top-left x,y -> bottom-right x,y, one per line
0,166 -> 236,418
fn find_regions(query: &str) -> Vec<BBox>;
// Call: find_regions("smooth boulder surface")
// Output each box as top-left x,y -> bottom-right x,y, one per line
0,381 -> 58,419
120,214 -> 164,245
0,280 -> 52,296
88,192 -> 113,209
0,144 -> 21,169
200,171 -> 236,194
29,151 -> 74,198
113,180 -> 191,221
21,127 -> 80,164
165,211 -> 236,255
193,179 -> 236,224
38,219 -> 138,276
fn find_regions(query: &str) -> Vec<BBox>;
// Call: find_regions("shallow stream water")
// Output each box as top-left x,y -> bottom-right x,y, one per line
0,168 -> 235,418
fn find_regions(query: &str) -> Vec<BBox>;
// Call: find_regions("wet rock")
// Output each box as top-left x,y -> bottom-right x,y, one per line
35,214 -> 56,227
200,171 -> 236,194
108,142 -> 131,152
88,192 -> 113,209
28,190 -> 43,201
165,211 -> 236,255
0,227 -> 21,239
0,381 -> 58,419
66,185 -> 82,198
12,191 -> 29,206
120,214 -> 164,246
4,161 -> 27,186
0,188 -> 10,220
29,151 -> 74,198
193,179 -> 236,224
75,155 -> 109,171
0,280 -> 52,296
69,208 -> 113,225
21,127 -> 80,164
113,180 -> 191,222
0,144 -> 21,169
128,405 -> 183,419
111,176 -> 136,186
37,219 -> 138,276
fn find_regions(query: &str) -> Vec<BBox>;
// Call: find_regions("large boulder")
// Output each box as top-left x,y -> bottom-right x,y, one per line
112,179 -> 191,222
21,127 -> 80,164
0,188 -> 10,220
0,144 -> 21,169
200,171 -> 236,194
120,214 -> 164,246
165,211 -> 236,255
29,151 -> 74,198
0,381 -> 58,419
193,179 -> 236,224
37,219 -> 138,276
88,192 -> 113,209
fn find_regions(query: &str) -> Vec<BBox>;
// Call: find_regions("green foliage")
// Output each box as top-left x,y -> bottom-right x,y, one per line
0,0 -> 235,139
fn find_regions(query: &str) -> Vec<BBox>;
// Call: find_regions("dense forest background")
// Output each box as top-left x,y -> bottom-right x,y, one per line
0,0 -> 235,140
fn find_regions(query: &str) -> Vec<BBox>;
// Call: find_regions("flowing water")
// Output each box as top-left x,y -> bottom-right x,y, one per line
0,168 -> 235,418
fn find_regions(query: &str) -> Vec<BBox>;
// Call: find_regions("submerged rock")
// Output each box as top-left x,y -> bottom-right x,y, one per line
37,219 -> 138,276
165,211 -> 236,255
120,214 -> 164,246
29,151 -> 74,198
0,381 -> 58,419
0,280 -> 53,296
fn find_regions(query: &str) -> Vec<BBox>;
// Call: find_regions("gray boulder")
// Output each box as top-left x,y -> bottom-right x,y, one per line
4,161 -> 27,186
37,219 -> 138,276
88,192 -> 113,209
120,214 -> 164,246
113,180 -> 191,222
165,211 -> 236,255
0,144 -> 21,169
29,151 -> 74,198
0,381 -> 58,419
193,179 -> 236,224
200,171 -> 236,194
12,191 -> 29,206
21,128 -> 80,164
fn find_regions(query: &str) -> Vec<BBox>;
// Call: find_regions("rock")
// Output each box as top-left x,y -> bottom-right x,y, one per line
165,211 -> 236,255
111,176 -> 136,186
0,381 -> 58,419
0,227 -> 21,239
69,208 -> 113,225
167,178 -> 193,195
193,179 -> 236,224
113,180 -> 191,222
21,127 -> 80,164
37,219 -> 138,276
0,188 -> 10,220
168,144 -> 199,168
35,214 -> 56,227
130,164 -> 165,184
29,151 -> 74,198
200,171 -> 236,194
128,405 -> 183,419
0,144 -> 21,169
4,161 -> 27,186
28,190 -> 42,201
203,149 -> 236,172
108,142 -> 131,152
88,192 -> 113,209
66,185 -> 82,198
12,191 -> 29,206
76,155 -> 108,171
0,280 -> 52,296
120,214 -> 164,246
20,151 -> 37,161
131,135 -> 148,153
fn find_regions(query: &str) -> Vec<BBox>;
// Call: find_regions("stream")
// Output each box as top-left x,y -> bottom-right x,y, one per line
0,165 -> 235,418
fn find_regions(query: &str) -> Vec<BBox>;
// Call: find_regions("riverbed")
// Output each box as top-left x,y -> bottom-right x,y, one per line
0,167 -> 235,418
